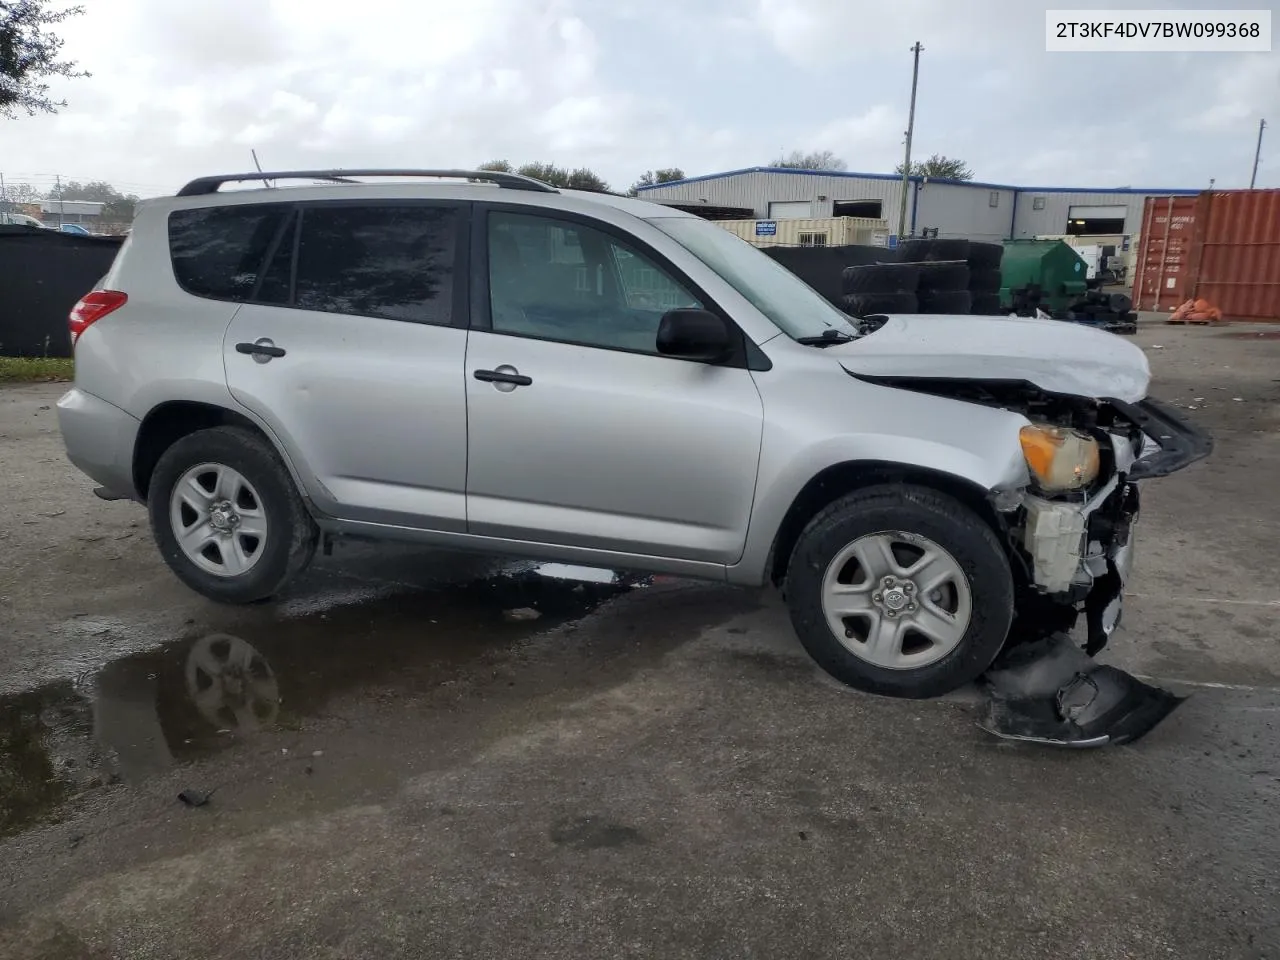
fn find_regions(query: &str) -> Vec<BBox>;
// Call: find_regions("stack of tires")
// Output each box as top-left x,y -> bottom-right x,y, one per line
966,242 -> 1005,315
1066,289 -> 1139,334
839,261 -> 920,317
898,238 -> 971,315
764,244 -> 889,309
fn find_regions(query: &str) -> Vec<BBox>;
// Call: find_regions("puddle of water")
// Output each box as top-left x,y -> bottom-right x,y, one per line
532,563 -> 621,585
0,565 -> 647,838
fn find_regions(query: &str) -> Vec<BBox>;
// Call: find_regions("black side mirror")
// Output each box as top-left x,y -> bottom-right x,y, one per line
655,308 -> 733,363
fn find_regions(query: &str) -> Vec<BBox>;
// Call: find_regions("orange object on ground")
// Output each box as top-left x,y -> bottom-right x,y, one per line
1169,298 -> 1224,324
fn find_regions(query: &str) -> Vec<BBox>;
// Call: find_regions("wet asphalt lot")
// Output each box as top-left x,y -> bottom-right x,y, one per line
1,319 -> 1278,959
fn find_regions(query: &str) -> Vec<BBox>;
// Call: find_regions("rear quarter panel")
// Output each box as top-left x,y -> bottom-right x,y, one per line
74,204 -> 240,421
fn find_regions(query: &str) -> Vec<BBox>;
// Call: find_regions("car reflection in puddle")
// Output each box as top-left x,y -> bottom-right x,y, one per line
0,563 -> 652,838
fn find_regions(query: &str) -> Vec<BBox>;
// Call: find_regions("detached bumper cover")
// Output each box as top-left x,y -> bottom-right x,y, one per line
1108,396 -> 1213,480
980,634 -> 1184,748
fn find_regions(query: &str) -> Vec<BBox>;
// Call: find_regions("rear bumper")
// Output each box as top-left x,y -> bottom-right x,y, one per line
56,388 -> 141,500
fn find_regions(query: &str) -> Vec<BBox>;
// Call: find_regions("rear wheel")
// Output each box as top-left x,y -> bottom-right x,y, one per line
785,485 -> 1014,698
148,426 -> 318,603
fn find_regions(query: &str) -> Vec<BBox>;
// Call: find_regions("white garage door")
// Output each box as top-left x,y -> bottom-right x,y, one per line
768,200 -> 813,219
1068,205 -> 1127,219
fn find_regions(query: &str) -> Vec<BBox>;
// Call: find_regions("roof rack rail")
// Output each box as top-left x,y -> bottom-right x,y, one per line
175,169 -> 559,198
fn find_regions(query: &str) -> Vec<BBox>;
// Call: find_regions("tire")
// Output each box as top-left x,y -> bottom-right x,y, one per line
916,261 -> 970,291
841,292 -> 919,316
966,241 -> 1003,270
916,289 -> 972,314
967,268 -> 1002,294
970,293 -> 1003,315
148,426 -> 318,604
841,262 -> 920,295
899,238 -> 971,263
1107,292 -> 1133,313
784,484 -> 1014,698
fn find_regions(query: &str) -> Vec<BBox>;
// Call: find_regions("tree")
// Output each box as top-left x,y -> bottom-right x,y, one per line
629,168 -> 685,195
0,1 -> 88,118
894,154 -> 974,181
2,180 -> 41,202
562,167 -> 609,192
771,150 -> 847,171
476,160 -> 611,193
515,161 -> 569,186
56,179 -> 139,222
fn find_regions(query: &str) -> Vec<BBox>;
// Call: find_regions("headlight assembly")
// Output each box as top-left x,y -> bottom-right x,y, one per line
1019,424 -> 1100,493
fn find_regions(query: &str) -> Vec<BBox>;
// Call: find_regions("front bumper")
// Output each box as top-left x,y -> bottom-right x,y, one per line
976,397 -> 1209,747
1016,395 -> 1211,614
1109,395 -> 1214,479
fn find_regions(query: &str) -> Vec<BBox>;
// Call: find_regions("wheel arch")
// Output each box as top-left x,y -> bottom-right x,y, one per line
764,460 -> 1012,589
132,400 -> 307,503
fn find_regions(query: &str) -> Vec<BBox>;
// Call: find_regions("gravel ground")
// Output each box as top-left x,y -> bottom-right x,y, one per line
1,316 -> 1277,959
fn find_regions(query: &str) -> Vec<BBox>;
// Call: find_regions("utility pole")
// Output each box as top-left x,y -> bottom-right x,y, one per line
56,174 -> 65,227
897,42 -> 923,238
1250,118 -> 1266,188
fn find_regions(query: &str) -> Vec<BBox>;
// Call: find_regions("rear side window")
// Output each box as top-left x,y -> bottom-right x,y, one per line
168,204 -> 289,301
293,205 -> 457,325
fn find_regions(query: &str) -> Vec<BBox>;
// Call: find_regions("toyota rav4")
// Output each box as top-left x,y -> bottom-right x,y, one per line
57,169 -> 1211,699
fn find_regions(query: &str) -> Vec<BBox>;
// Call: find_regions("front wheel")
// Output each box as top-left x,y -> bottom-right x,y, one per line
785,484 -> 1014,699
148,426 -> 318,604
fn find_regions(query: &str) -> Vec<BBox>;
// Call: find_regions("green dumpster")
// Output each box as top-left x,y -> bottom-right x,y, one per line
999,240 -> 1089,313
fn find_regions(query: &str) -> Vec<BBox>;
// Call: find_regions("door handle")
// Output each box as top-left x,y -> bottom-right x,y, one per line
473,367 -> 532,387
235,339 -> 287,363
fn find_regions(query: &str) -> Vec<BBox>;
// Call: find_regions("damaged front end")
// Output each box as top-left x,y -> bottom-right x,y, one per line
855,374 -> 1214,746
1003,391 -> 1212,654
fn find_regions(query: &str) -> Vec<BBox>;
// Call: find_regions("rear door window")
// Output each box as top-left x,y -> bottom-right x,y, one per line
292,204 -> 458,325
168,204 -> 290,301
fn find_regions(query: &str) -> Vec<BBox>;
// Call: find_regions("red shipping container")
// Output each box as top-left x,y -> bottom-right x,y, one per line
1133,195 -> 1199,312
1187,189 -> 1280,323
1134,190 -> 1280,322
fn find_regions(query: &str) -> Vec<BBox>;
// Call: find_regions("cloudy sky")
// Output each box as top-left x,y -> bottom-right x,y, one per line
5,0 -> 1278,198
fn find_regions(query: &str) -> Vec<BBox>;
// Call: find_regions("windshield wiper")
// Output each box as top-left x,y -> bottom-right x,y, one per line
795,329 -> 856,347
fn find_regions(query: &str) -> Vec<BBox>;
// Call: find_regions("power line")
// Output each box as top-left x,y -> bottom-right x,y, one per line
0,173 -> 177,195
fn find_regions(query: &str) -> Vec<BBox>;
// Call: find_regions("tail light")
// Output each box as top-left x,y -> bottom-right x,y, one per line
69,290 -> 128,345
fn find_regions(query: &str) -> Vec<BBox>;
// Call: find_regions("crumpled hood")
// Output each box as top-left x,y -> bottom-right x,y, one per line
830,314 -> 1150,402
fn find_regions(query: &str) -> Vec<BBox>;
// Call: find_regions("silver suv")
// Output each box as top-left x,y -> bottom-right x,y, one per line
57,169 -> 1211,699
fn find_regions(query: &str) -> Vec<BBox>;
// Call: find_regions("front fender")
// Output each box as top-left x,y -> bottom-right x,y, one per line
729,372 -> 1032,586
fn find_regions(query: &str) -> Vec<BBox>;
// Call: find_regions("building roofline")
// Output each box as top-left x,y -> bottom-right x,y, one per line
1005,184 -> 1201,195
635,165 -> 1202,196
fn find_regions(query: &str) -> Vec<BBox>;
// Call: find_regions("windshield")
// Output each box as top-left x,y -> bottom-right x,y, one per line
652,217 -> 858,341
